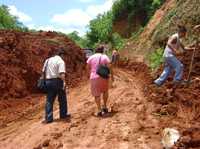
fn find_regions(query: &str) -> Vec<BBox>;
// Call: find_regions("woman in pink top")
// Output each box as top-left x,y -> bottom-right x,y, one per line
87,46 -> 114,116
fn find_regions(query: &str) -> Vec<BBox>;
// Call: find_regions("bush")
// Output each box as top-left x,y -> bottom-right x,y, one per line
112,33 -> 125,50
86,12 -> 113,47
68,31 -> 90,48
149,48 -> 164,70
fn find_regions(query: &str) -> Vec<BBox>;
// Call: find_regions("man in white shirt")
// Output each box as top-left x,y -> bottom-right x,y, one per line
154,26 -> 194,87
42,49 -> 70,123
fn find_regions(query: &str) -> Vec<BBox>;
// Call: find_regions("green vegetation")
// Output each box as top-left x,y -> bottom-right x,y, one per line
68,12 -> 125,50
69,0 -> 164,50
0,5 -> 28,31
111,33 -> 125,50
152,0 -> 200,46
149,48 -> 164,70
67,31 -> 89,48
131,27 -> 144,40
85,0 -> 164,49
86,12 -> 113,47
112,0 -> 165,25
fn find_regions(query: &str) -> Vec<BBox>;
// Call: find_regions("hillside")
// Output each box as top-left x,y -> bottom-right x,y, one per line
121,0 -> 200,60
112,12 -> 146,38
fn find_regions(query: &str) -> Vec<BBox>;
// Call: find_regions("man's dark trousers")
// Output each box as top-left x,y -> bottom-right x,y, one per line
45,78 -> 68,122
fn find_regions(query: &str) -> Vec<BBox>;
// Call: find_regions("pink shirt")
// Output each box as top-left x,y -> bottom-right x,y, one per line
87,53 -> 110,80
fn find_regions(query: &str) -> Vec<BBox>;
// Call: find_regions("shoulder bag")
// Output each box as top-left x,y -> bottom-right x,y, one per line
37,59 -> 49,93
96,55 -> 110,79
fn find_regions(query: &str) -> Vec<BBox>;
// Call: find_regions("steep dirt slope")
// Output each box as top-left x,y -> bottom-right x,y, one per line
0,30 -> 86,129
121,0 -> 200,60
113,12 -> 146,38
146,42 -> 200,148
0,30 -> 85,100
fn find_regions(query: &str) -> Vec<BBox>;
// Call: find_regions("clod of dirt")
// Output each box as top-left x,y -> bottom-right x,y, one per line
33,144 -> 42,149
51,132 -> 63,140
42,139 -> 51,147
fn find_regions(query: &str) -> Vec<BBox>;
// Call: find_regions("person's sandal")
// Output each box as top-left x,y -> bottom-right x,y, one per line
41,120 -> 53,124
102,108 -> 109,114
96,111 -> 103,117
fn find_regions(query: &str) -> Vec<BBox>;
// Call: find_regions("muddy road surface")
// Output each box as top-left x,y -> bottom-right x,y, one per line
0,69 -> 164,149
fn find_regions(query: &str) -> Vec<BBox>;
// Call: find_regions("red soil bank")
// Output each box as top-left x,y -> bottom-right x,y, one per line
119,43 -> 200,148
0,30 -> 86,100
148,44 -> 200,148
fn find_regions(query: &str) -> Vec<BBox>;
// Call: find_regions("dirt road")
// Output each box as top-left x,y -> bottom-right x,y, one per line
0,69 -> 163,149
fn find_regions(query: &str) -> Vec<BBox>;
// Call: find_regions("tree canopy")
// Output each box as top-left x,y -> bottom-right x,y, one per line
0,5 -> 27,31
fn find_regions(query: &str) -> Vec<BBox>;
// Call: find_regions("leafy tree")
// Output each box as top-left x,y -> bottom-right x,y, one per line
0,5 -> 27,31
86,12 -> 113,47
111,33 -> 125,50
85,0 -> 165,50
68,31 -> 81,42
67,31 -> 89,48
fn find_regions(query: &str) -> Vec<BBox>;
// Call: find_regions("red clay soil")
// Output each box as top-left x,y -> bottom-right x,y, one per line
0,30 -> 86,128
118,41 -> 200,148
0,69 -> 164,149
145,43 -> 200,148
0,56 -> 200,148
0,30 -> 86,100
1,31 -> 200,148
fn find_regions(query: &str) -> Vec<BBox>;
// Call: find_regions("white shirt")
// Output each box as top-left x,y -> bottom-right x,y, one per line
42,55 -> 65,79
163,33 -> 184,57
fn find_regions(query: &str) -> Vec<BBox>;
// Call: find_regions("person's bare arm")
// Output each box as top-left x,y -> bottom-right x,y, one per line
40,73 -> 44,79
167,36 -> 178,53
179,40 -> 195,51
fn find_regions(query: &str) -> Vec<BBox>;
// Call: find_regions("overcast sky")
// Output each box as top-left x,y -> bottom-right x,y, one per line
1,0 -> 114,36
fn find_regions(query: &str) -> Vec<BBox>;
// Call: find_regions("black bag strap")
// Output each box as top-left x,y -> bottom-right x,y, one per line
43,59 -> 49,80
98,54 -> 102,65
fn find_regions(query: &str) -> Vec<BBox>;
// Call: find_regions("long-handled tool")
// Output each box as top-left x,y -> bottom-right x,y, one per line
185,39 -> 197,84
185,25 -> 200,85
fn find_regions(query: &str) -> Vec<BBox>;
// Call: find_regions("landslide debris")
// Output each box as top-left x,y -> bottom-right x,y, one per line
0,30 -> 86,100
119,40 -> 200,148
147,44 -> 200,148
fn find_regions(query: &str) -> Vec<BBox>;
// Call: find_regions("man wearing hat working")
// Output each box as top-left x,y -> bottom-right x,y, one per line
42,49 -> 70,123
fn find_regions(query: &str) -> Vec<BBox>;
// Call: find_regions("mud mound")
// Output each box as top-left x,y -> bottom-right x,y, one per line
118,59 -> 152,84
0,30 -> 86,100
119,46 -> 200,148
144,44 -> 200,148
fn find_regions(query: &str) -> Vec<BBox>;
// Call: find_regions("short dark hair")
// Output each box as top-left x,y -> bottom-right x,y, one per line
178,25 -> 187,33
57,49 -> 66,56
95,46 -> 104,53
